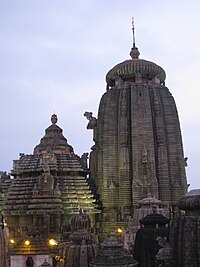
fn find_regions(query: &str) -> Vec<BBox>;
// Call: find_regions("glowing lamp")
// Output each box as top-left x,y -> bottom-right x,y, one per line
117,228 -> 122,234
49,239 -> 58,246
25,240 -> 30,245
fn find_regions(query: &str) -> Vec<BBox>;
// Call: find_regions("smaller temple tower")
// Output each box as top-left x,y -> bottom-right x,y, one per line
61,209 -> 98,267
124,194 -> 166,250
89,231 -> 137,267
1,114 -> 99,267
134,209 -> 170,267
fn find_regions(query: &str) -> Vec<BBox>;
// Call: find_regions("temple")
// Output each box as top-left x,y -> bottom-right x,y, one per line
87,33 -> 188,238
2,114 -> 99,266
0,22 -> 198,267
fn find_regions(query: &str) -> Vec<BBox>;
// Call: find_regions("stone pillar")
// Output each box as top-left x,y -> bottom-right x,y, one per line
0,228 -> 9,267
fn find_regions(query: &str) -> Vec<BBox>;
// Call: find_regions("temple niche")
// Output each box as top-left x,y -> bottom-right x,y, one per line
86,43 -> 188,238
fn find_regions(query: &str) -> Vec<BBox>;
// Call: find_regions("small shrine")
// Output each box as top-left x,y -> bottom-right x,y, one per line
90,231 -> 138,267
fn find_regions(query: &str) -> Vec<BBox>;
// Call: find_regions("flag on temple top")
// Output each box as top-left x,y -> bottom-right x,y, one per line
132,17 -> 135,32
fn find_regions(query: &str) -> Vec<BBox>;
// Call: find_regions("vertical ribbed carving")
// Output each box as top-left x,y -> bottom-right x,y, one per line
160,87 -> 187,204
131,84 -> 158,205
152,87 -> 171,205
118,87 -> 132,217
0,229 -> 9,267
97,89 -> 120,212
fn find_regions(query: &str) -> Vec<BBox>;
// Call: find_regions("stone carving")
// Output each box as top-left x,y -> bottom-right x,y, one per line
81,152 -> 89,169
171,190 -> 200,266
84,111 -> 97,129
184,157 -> 188,166
142,147 -> 148,163
40,259 -> 51,267
135,72 -> 142,82
115,76 -> 124,87
37,163 -> 54,192
0,228 -> 9,267
26,224 -> 40,238
71,209 -> 91,231
43,213 -> 50,236
153,75 -> 161,84
156,236 -> 171,264
90,231 -> 138,267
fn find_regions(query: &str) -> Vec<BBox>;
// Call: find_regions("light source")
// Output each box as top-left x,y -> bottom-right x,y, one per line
49,238 -> 58,246
24,240 -> 30,246
117,228 -> 122,234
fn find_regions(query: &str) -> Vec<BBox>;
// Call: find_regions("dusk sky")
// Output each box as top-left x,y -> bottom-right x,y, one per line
0,0 -> 199,190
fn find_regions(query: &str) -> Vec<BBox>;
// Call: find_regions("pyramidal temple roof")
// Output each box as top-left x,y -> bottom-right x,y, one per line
34,114 -> 73,155
11,114 -> 86,175
3,115 -> 99,216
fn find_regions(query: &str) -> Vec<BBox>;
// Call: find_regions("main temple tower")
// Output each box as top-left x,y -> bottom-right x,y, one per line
86,24 -> 188,237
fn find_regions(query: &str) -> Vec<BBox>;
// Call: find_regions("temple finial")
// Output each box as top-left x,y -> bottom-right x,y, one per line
130,17 -> 140,59
132,17 -> 135,48
51,114 -> 58,124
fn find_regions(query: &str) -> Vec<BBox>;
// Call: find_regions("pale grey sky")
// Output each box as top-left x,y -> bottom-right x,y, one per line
0,0 -> 199,189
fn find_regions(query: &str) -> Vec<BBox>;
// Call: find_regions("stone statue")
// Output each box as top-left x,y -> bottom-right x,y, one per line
142,148 -> 148,163
156,236 -> 171,265
184,157 -> 188,166
43,163 -> 50,174
39,163 -> 54,190
84,111 -> 97,129
81,153 -> 89,169
27,224 -> 39,237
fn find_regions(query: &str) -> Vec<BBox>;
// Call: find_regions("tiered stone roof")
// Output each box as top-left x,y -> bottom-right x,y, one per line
34,113 -> 73,155
2,114 -> 99,256
4,114 -> 99,216
0,172 -> 12,214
